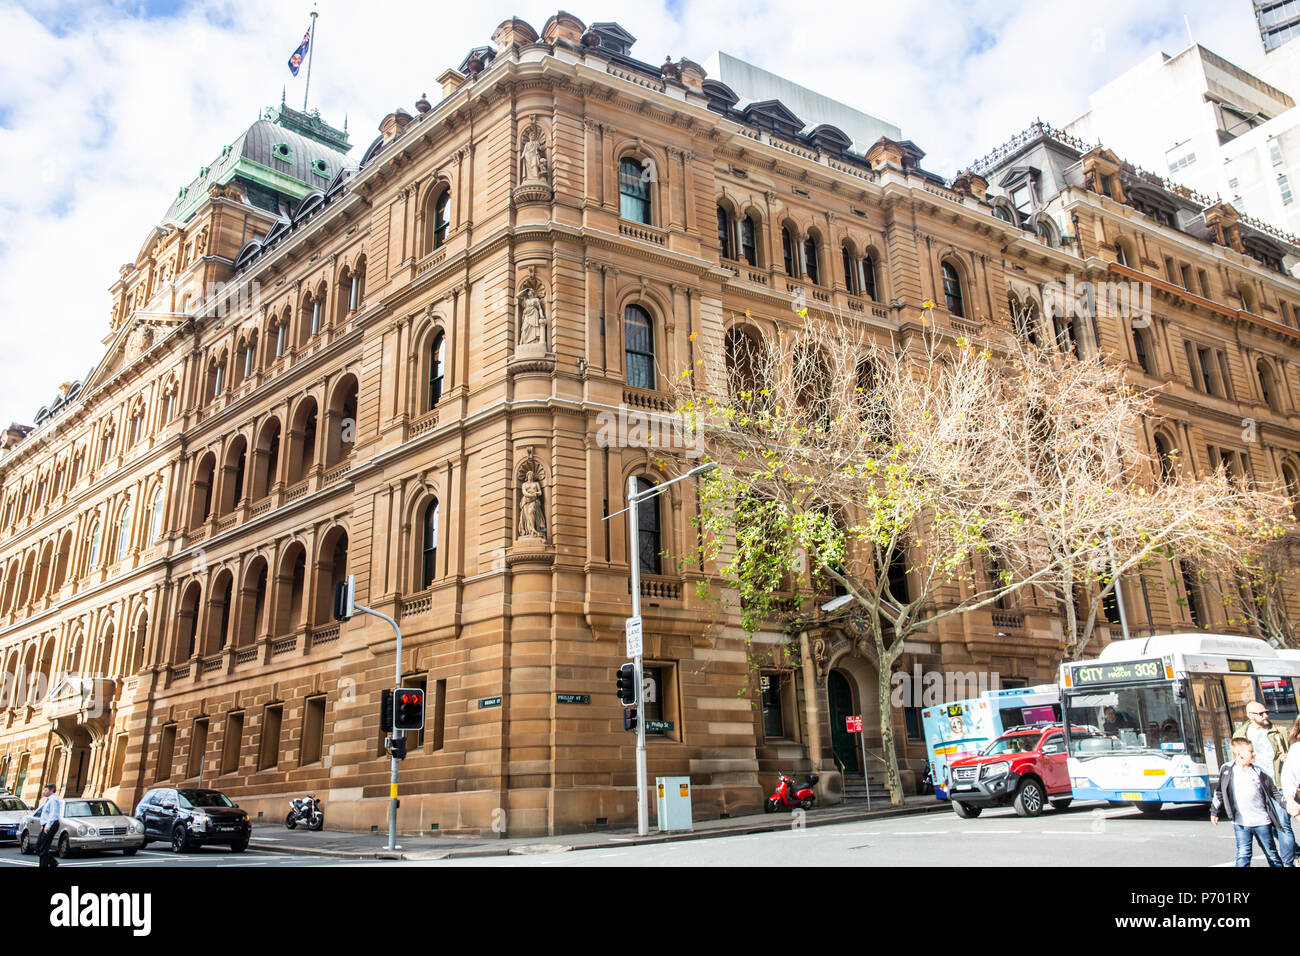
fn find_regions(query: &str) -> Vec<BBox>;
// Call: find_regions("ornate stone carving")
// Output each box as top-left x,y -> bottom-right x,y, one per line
513,119 -> 553,205
517,286 -> 548,352
516,457 -> 547,541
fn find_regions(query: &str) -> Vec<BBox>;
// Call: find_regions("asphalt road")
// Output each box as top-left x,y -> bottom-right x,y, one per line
422,802 -> 1272,867
0,802 -> 1279,867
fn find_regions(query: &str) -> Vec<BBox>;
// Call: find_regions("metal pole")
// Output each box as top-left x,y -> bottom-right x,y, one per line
860,729 -> 870,812
302,9 -> 318,112
628,475 -> 648,836
356,603 -> 402,851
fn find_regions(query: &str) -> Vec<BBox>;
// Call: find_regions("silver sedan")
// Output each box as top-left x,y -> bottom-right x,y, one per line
18,798 -> 146,857
0,797 -> 30,843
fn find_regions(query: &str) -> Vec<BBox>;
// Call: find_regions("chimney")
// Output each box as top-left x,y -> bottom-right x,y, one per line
378,108 -> 414,143
437,69 -> 466,99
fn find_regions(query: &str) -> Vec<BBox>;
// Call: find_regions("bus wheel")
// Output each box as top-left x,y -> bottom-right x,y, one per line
952,801 -> 981,819
1135,801 -> 1162,816
1051,798 -> 1073,812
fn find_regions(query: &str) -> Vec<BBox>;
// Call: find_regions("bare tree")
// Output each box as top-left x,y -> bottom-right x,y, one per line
674,306 -> 1294,805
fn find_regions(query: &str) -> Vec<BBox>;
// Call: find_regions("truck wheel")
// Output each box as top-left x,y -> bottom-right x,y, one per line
1051,798 -> 1073,812
1136,801 -> 1162,816
1013,779 -> 1045,817
952,801 -> 981,819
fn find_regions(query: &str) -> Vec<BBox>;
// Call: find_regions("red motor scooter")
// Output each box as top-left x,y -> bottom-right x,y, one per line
765,771 -> 819,812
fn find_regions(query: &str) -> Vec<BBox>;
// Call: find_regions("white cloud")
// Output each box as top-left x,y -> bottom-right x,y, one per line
0,0 -> 1269,425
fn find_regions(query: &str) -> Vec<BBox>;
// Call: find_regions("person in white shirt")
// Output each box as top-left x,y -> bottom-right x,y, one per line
1210,738 -> 1285,867
35,783 -> 63,869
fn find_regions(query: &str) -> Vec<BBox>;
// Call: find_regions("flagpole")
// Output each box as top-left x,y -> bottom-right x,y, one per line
302,8 -> 318,112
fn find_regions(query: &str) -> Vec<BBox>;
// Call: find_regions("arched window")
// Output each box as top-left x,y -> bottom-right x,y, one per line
116,504 -> 132,562
1258,360 -> 1280,411
428,332 -> 445,409
624,306 -> 654,390
781,226 -> 797,277
842,245 -> 858,295
87,521 -> 101,572
1154,434 -> 1176,482
1133,326 -> 1154,374
716,205 -> 734,259
1114,239 -> 1131,268
635,477 -> 662,575
430,189 -> 450,250
1283,463 -> 1300,519
149,487 -> 164,545
942,261 -> 964,317
421,499 -> 439,589
740,214 -> 758,266
619,158 -> 651,224
803,236 -> 820,285
862,253 -> 878,301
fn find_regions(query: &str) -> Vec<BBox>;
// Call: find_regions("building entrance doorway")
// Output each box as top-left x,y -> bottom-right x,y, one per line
828,670 -> 859,772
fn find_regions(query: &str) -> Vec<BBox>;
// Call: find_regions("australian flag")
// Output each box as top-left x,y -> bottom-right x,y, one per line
288,26 -> 311,76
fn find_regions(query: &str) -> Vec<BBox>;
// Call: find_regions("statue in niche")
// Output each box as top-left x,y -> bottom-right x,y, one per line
518,287 -> 547,351
520,129 -> 548,183
518,468 -> 546,538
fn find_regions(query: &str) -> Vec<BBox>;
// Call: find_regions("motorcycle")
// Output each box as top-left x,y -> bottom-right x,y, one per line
285,795 -> 324,831
764,771 -> 819,812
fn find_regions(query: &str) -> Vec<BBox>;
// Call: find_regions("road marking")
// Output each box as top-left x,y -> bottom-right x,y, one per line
599,852 -> 628,858
894,831 -> 946,835
1042,830 -> 1098,835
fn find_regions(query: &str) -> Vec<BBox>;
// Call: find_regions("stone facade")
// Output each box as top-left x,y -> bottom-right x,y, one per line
1,18 -> 1299,836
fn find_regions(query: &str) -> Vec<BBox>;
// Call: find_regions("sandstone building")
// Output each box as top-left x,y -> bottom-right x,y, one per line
1,14 -> 1299,835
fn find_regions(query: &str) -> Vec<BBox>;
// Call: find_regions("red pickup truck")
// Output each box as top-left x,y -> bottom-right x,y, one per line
946,724 -> 1096,818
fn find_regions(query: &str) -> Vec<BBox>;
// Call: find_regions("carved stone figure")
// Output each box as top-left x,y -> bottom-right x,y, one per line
521,134 -> 547,183
518,469 -> 545,537
518,288 -> 547,350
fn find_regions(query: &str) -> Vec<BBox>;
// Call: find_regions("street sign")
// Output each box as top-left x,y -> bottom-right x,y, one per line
556,693 -> 590,705
477,696 -> 502,709
625,616 -> 643,657
846,715 -> 863,733
645,719 -> 673,734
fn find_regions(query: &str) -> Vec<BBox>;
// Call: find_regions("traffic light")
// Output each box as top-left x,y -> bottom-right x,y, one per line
394,687 -> 425,732
615,662 -> 636,705
380,689 -> 393,734
333,574 -> 355,622
623,706 -> 637,732
388,735 -> 407,760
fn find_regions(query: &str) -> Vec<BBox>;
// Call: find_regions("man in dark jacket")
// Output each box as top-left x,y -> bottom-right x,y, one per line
1211,738 -> 1285,867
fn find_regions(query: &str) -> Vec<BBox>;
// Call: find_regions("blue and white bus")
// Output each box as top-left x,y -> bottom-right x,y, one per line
1060,634 -> 1300,813
921,684 -> 1061,800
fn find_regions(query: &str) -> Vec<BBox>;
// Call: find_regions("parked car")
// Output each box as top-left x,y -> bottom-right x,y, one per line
0,796 -> 31,843
18,798 -> 145,857
946,723 -> 1102,818
134,787 -> 251,853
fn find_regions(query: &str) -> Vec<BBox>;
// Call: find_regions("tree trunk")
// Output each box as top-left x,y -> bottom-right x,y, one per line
876,638 -> 904,806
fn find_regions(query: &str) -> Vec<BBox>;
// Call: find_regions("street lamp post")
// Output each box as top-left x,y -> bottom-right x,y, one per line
623,461 -> 718,836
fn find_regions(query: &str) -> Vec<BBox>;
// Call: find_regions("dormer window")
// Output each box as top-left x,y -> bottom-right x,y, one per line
272,142 -> 292,163
312,158 -> 330,178
1011,183 -> 1033,215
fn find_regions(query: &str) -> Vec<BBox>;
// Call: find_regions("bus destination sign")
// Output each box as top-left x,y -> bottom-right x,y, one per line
1072,658 -> 1164,686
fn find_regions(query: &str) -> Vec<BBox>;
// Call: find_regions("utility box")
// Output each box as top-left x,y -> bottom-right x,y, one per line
656,776 -> 693,832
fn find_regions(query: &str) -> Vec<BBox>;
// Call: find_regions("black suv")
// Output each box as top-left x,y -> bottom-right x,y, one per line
134,788 -> 252,853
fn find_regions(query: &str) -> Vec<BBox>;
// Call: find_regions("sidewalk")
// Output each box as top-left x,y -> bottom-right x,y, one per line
248,794 -> 950,861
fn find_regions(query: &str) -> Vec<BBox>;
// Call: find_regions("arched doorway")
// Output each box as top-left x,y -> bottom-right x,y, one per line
828,670 -> 859,772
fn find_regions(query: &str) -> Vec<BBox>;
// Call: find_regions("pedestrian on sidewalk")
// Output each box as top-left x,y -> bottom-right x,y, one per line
1281,717 -> 1300,821
1211,738 -> 1285,867
34,783 -> 63,869
1234,702 -> 1294,866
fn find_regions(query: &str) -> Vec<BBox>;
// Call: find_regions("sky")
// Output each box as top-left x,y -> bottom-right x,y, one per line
0,0 -> 1270,427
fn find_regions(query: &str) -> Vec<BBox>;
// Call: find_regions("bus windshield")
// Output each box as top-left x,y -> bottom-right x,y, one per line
1065,684 -> 1186,756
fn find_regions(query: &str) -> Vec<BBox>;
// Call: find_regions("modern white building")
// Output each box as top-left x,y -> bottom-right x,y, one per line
700,51 -> 901,153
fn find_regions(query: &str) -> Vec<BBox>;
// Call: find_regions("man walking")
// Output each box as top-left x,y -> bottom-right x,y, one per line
1235,702 -> 1294,866
1211,738 -> 1286,867
35,783 -> 63,869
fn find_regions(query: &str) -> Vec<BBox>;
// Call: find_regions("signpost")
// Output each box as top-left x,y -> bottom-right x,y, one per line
845,714 -> 871,811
